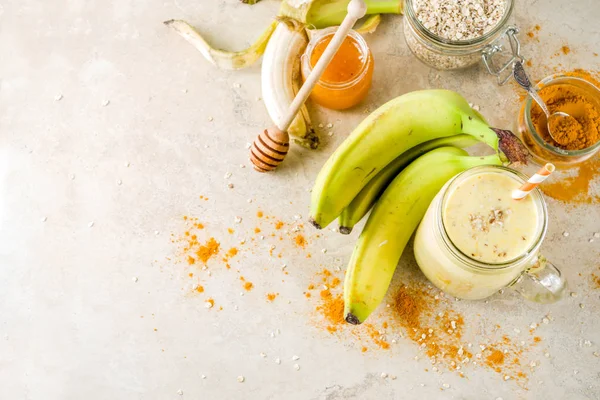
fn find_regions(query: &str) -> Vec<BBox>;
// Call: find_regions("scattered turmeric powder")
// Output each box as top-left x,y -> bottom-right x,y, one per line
226,248 -> 238,258
294,234 -> 307,248
526,24 -> 541,41
591,268 -> 600,289
486,349 -> 505,367
364,324 -> 390,349
195,237 -> 220,264
541,157 -> 600,203
274,221 -> 284,230
173,202 -> 546,387
266,293 -> 278,302
561,45 -> 571,55
317,292 -> 344,331
385,280 -> 539,385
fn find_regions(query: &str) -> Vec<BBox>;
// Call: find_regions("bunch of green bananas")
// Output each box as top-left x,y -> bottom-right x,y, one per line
309,89 -> 529,325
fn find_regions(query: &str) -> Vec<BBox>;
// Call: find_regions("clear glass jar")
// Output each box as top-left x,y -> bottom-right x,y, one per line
403,0 -> 515,71
301,27 -> 374,110
518,75 -> 600,166
414,166 -> 566,303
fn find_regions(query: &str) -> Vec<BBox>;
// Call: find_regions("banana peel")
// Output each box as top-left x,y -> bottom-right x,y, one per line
163,19 -> 278,70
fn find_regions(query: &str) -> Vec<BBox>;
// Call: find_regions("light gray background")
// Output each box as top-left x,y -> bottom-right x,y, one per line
1,0 -> 599,399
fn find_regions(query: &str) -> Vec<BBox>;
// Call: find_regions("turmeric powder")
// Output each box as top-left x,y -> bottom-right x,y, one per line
531,83 -> 600,150
548,114 -> 583,145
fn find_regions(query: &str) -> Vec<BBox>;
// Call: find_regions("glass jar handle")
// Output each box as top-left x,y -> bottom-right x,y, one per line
510,255 -> 567,303
482,26 -> 524,85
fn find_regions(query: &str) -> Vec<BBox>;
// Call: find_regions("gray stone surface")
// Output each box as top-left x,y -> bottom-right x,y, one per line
1,0 -> 599,399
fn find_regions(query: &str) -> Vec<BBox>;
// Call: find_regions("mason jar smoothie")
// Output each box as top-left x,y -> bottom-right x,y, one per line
413,166 -> 561,301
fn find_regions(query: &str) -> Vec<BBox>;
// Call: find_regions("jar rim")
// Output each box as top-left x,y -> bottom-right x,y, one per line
301,27 -> 370,90
404,0 -> 514,48
523,75 -> 600,157
436,165 -> 547,272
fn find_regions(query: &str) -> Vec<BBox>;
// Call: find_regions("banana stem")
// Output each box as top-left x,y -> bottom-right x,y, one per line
491,128 -> 530,166
462,116 -> 529,166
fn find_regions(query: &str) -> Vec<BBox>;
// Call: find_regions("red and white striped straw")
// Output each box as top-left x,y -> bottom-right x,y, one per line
512,163 -> 556,200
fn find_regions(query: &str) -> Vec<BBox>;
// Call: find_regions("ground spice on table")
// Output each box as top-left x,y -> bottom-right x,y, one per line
266,293 -> 278,302
386,280 -> 540,384
486,349 -> 505,368
187,237 -> 220,265
240,277 -> 254,291
526,24 -> 541,41
541,157 -> 600,203
172,203 -> 543,385
317,292 -> 345,333
294,234 -> 307,248
591,268 -> 600,289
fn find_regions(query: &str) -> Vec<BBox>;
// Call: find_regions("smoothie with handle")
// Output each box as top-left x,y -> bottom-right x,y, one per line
414,165 -> 566,302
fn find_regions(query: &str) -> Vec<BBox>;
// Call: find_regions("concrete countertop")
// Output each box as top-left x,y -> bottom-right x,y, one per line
1,0 -> 599,399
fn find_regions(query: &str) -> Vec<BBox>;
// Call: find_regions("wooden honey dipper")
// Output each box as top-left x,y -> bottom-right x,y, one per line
250,0 -> 367,172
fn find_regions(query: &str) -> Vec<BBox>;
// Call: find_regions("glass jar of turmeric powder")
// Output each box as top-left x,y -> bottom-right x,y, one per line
301,27 -> 374,110
519,75 -> 600,166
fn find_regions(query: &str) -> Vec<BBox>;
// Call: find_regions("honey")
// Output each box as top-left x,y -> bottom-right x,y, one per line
301,28 -> 373,110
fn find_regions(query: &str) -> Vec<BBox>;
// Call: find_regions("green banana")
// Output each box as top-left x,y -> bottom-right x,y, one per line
343,147 -> 503,325
337,134 -> 479,234
309,90 -> 527,230
279,0 -> 402,29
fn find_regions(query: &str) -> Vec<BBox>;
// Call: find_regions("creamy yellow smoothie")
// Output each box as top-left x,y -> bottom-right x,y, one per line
414,167 -> 546,300
443,172 -> 539,263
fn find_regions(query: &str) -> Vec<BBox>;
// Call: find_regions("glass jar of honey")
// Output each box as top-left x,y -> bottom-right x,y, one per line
301,27 -> 374,110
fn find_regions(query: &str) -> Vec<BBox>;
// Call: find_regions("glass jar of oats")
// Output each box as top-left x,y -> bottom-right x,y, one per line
403,0 -> 518,74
